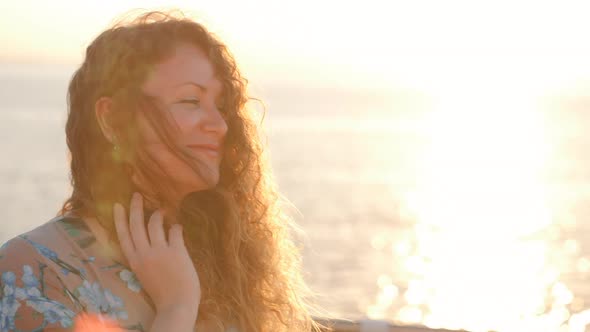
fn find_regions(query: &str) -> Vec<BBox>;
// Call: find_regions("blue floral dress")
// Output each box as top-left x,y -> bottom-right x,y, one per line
0,216 -> 233,332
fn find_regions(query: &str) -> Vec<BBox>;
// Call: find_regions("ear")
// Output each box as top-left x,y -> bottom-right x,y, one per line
95,96 -> 116,143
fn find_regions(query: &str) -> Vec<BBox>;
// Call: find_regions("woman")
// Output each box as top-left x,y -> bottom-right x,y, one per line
0,10 -> 325,332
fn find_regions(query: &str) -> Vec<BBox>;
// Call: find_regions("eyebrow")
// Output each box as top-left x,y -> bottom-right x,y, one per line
175,81 -> 225,98
175,81 -> 207,90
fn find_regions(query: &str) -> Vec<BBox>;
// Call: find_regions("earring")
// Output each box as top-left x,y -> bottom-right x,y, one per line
111,135 -> 123,162
112,135 -> 119,151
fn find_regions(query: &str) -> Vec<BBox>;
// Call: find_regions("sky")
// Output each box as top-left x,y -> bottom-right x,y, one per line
1,0 -> 590,94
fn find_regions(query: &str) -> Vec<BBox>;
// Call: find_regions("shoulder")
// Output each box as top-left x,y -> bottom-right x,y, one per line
0,215 -> 105,292
0,216 -> 77,274
0,231 -> 59,269
0,215 -> 92,265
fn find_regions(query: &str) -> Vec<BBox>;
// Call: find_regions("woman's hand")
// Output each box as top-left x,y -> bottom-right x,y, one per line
113,192 -> 201,314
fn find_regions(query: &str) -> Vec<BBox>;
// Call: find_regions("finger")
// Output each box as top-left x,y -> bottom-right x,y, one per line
113,203 -> 137,262
168,224 -> 185,249
129,192 -> 150,251
147,210 -> 167,248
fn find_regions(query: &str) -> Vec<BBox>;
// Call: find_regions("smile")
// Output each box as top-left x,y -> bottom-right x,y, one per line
187,145 -> 220,159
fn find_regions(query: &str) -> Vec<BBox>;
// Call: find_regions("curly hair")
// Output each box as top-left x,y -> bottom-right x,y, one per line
59,9 -> 326,332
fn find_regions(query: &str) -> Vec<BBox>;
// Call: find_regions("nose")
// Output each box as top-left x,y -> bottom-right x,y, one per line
200,103 -> 228,139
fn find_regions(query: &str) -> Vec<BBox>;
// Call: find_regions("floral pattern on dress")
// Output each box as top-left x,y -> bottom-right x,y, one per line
0,263 -> 77,331
0,222 -> 143,331
0,216 -> 241,332
119,269 -> 141,293
76,280 -> 128,321
21,265 -> 77,327
1,271 -> 24,331
19,235 -> 88,279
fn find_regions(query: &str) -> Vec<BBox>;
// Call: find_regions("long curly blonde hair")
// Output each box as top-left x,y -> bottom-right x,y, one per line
59,10 -> 327,332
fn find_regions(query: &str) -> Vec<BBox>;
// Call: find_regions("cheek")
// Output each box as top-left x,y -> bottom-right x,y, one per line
145,145 -> 187,174
143,145 -> 202,176
142,144 -> 219,192
169,111 -> 200,138
170,110 -> 187,127
136,112 -> 165,145
136,111 -> 217,187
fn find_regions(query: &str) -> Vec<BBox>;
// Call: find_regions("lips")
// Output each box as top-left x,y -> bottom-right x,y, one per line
187,144 -> 220,159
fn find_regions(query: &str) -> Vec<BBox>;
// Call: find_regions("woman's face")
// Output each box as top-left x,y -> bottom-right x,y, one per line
137,43 -> 228,198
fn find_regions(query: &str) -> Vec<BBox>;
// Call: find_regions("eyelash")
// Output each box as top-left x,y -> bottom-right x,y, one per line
180,99 -> 201,106
180,99 -> 226,110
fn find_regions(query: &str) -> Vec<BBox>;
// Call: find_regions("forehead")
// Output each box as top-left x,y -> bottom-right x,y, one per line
142,43 -> 222,95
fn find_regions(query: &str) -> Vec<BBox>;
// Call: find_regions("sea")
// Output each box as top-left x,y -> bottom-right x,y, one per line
1,62 -> 590,332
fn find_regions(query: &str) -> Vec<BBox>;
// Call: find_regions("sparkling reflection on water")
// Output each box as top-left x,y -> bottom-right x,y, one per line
329,95 -> 590,332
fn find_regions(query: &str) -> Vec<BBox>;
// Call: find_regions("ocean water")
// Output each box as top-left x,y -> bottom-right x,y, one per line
2,62 -> 590,332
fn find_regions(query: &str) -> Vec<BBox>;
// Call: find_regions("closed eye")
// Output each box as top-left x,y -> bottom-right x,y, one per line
180,99 -> 200,105
178,99 -> 225,109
